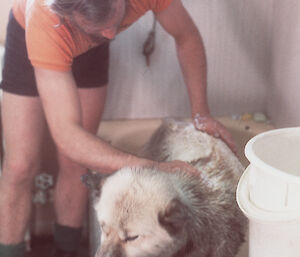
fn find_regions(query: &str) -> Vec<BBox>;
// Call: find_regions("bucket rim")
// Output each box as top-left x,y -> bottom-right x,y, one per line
237,167 -> 300,222
245,127 -> 300,183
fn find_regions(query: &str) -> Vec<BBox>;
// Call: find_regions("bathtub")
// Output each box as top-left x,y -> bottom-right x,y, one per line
89,116 -> 274,257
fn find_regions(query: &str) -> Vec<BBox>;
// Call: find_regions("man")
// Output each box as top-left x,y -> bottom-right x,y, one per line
0,0 -> 236,256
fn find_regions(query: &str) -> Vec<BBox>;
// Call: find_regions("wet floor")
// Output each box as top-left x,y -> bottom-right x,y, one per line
26,236 -> 89,257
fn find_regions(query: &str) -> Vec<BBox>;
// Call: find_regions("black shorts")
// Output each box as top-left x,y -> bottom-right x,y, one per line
0,11 -> 110,97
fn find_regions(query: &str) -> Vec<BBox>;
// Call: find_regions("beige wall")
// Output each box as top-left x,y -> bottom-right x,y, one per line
0,0 -> 12,43
267,0 -> 300,127
0,0 -> 299,125
103,0 -> 274,119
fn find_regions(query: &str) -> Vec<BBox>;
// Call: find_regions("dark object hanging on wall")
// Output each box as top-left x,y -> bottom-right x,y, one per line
142,14 -> 157,66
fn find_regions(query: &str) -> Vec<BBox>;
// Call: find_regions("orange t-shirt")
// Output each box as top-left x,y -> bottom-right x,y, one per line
12,0 -> 173,71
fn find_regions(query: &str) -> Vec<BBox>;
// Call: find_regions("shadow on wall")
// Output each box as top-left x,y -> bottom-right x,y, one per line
181,0 -> 272,116
267,1 -> 300,127
221,0 -> 273,87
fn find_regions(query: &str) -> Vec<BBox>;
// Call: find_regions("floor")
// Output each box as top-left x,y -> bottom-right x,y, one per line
27,236 -> 248,257
27,236 -> 89,257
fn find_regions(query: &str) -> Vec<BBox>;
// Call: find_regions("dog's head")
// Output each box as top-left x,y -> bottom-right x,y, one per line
93,167 -> 194,257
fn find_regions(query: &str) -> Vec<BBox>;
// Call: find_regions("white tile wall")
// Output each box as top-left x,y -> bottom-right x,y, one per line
103,0 -> 274,119
0,0 -> 299,125
0,0 -> 11,44
267,1 -> 300,127
0,45 -> 4,83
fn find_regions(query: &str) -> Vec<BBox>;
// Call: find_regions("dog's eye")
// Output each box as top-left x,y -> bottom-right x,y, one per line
123,235 -> 139,243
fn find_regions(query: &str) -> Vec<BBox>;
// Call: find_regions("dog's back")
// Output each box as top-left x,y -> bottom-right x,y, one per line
94,119 -> 246,257
141,119 -> 246,256
142,119 -> 244,189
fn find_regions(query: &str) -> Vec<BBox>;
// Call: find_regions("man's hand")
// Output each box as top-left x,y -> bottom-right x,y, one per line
193,114 -> 237,154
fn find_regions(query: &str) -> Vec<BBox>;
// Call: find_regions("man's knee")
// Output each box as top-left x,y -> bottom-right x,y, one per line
1,156 -> 40,187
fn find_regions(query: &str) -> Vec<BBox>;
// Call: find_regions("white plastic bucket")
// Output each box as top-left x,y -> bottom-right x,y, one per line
237,127 -> 300,257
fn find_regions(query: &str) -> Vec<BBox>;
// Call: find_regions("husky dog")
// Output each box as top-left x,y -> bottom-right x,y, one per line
87,119 -> 246,257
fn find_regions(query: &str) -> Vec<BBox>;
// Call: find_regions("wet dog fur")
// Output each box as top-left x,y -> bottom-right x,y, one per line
85,119 -> 246,257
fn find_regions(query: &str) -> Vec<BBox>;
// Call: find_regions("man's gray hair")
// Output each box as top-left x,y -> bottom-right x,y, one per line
45,0 -> 117,23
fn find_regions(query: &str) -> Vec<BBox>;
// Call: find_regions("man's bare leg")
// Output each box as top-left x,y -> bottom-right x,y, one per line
53,86 -> 107,253
0,92 -> 46,244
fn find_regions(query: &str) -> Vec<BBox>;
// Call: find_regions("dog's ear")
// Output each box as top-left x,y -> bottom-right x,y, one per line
162,118 -> 189,132
162,118 -> 183,132
158,198 -> 188,235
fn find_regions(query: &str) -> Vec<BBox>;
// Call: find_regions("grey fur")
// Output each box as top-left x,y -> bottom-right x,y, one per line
94,119 -> 247,257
